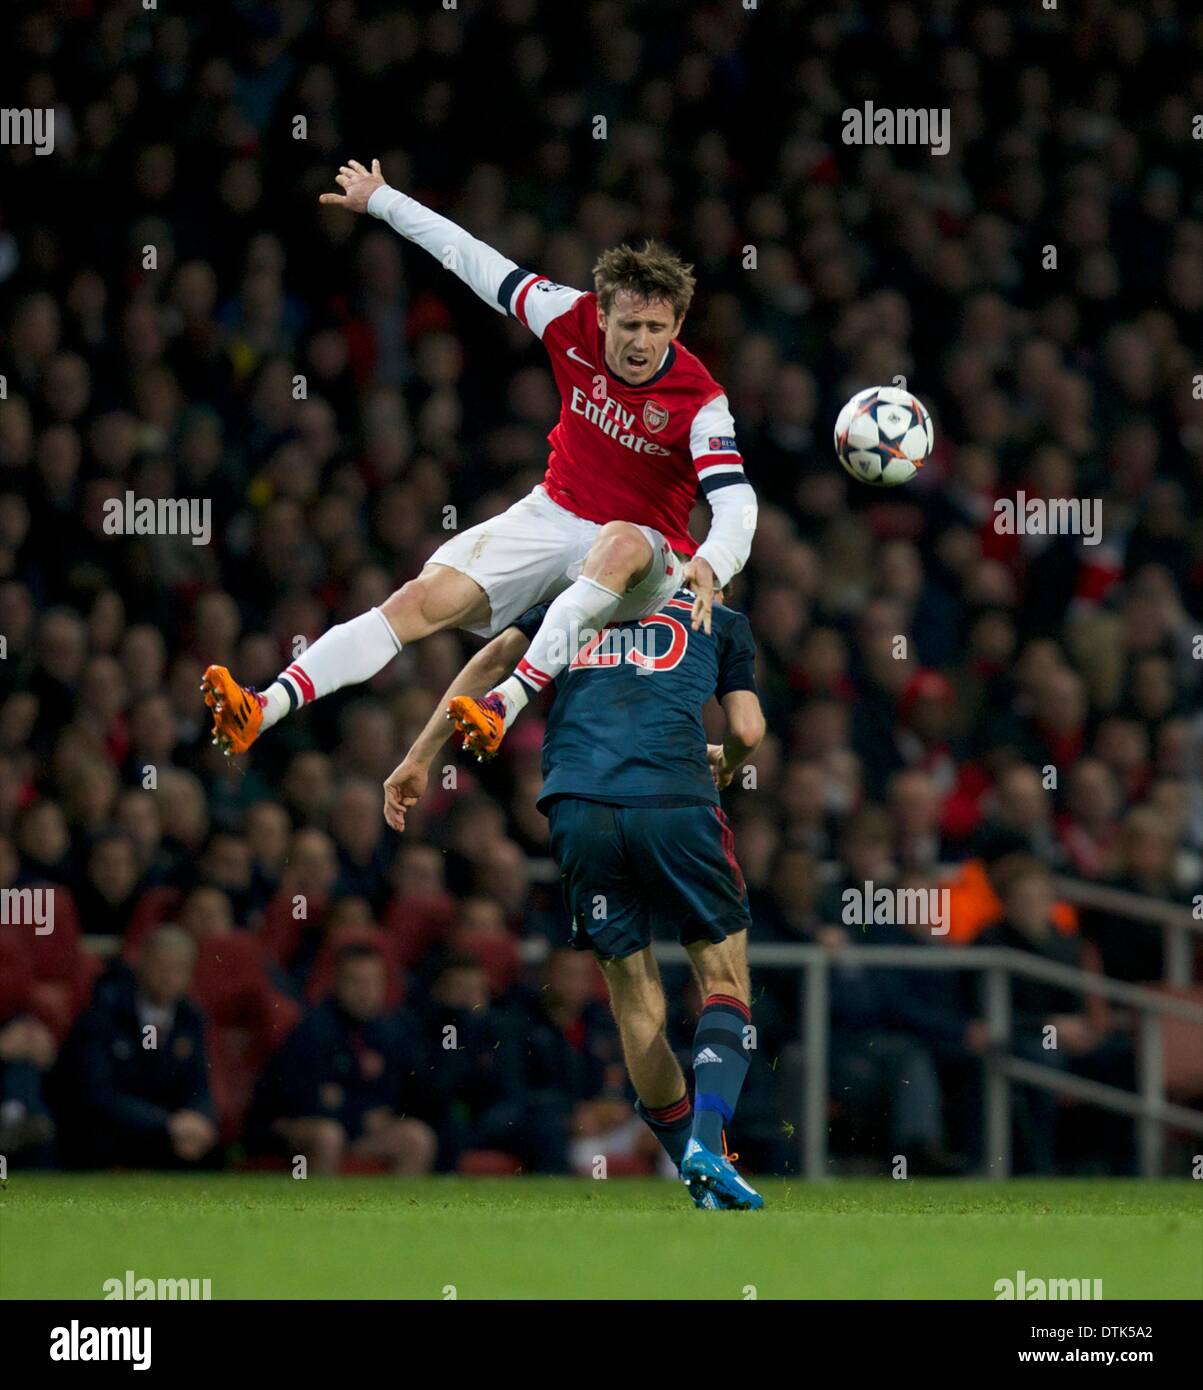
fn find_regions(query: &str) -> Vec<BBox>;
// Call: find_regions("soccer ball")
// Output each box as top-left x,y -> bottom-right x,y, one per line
834,386 -> 933,487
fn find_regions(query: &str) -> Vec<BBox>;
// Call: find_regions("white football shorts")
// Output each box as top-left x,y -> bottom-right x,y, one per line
425,484 -> 682,637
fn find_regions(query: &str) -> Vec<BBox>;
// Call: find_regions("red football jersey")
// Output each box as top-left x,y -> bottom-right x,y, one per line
501,275 -> 746,556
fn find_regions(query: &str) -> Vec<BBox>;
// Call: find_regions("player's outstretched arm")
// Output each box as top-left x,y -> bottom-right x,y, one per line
708,690 -> 765,790
382,626 -> 531,832
685,395 -> 758,630
321,157 -> 526,317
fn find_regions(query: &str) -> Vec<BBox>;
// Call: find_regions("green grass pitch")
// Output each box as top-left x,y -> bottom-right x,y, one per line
2,1174 -> 1199,1300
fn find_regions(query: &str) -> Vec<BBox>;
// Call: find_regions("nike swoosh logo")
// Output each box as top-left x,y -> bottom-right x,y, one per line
566,346 -> 595,369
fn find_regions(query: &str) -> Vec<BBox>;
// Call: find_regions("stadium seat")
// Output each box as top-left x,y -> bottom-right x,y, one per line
257,887 -> 331,973
380,892 -> 456,969
302,924 -> 407,1008
1,890 -> 99,1038
1154,986 -> 1203,1103
457,1149 -> 524,1176
0,937 -> 34,1021
190,934 -> 302,1142
121,886 -> 184,961
448,933 -> 521,998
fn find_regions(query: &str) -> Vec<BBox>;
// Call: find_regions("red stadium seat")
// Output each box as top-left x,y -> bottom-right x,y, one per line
449,933 -> 521,998
302,924 -> 407,1009
122,887 -> 185,961
257,887 -> 331,973
457,1149 -> 524,1176
380,892 -> 455,969
190,934 -> 302,1142
0,937 -> 34,1021
1,889 -> 99,1037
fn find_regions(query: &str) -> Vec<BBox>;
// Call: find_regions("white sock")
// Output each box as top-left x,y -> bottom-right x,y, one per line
495,575 -> 623,719
263,607 -> 402,729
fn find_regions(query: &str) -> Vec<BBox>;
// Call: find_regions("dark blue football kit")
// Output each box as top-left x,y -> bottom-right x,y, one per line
514,591 -> 756,959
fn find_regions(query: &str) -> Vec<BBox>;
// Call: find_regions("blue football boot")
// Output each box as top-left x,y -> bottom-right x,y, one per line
683,1172 -> 722,1209
680,1136 -> 764,1211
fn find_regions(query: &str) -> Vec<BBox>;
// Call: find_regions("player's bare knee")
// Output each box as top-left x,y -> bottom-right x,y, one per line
586,522 -> 653,589
379,578 -> 424,632
380,567 -> 486,639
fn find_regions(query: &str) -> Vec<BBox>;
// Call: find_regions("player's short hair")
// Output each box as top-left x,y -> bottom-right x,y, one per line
593,241 -> 697,321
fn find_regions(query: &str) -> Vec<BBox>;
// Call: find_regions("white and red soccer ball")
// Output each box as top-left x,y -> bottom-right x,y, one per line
834,385 -> 933,487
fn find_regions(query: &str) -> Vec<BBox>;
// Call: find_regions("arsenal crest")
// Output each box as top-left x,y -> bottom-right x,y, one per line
643,400 -> 669,433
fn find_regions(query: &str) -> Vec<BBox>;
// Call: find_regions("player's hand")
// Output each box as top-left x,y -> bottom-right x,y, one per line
707,743 -> 734,790
383,757 -> 429,833
319,157 -> 386,214
681,556 -> 717,633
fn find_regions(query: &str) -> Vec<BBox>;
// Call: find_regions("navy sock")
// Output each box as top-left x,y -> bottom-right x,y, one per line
635,1095 -> 692,1169
690,994 -> 752,1152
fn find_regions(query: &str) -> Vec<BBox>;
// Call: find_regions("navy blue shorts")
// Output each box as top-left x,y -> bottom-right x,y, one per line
546,797 -> 751,959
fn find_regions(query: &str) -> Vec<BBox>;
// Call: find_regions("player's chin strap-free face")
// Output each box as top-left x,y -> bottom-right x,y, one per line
596,293 -> 683,383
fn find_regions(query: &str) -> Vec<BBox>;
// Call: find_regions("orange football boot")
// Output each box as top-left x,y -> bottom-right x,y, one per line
201,665 -> 264,756
446,692 -> 507,760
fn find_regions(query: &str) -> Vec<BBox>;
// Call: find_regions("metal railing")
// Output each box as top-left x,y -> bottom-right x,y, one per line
80,901 -> 1203,1179
1050,874 -> 1203,987
647,940 -> 1203,1180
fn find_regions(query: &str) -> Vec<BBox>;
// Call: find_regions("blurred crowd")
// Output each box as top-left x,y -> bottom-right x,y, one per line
1,1 -> 1202,1178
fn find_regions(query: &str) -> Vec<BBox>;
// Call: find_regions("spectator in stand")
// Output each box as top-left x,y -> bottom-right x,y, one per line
971,764 -> 1064,867
493,949 -> 629,1175
14,799 -> 73,886
73,831 -> 143,938
0,830 -> 59,1162
818,806 -> 898,923
888,768 -> 957,873
0,1011 -> 57,1162
977,858 -> 1132,1173
754,846 -> 825,946
53,925 -> 218,1168
776,760 -> 836,856
411,954 -> 516,1172
1083,807 -> 1191,983
0,0 -> 1199,1178
248,943 -> 436,1175
1058,758 -> 1123,881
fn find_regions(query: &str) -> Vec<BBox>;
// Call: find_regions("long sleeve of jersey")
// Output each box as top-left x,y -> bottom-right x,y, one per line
689,393 -> 757,588
695,481 -> 757,589
367,183 -> 520,315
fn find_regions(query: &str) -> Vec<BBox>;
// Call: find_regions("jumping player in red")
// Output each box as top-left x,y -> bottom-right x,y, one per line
203,159 -> 757,758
